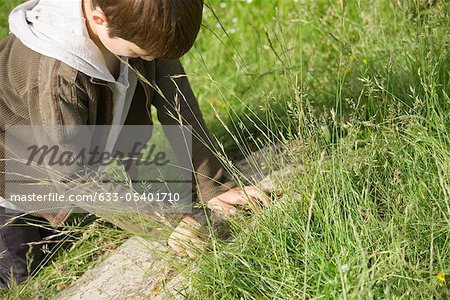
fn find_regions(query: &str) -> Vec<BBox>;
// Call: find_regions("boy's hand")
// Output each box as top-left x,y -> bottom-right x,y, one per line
167,215 -> 207,259
207,186 -> 270,216
167,186 -> 270,258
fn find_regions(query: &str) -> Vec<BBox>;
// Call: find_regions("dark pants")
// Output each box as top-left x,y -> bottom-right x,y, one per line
0,207 -> 61,289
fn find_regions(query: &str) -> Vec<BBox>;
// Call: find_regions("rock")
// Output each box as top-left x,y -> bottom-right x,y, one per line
54,237 -> 184,300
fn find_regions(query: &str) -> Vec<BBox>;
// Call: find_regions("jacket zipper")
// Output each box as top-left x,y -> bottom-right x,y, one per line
89,77 -> 114,125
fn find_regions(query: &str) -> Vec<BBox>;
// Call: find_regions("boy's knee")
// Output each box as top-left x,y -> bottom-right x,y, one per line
0,210 -> 48,289
0,236 -> 45,289
0,263 -> 30,289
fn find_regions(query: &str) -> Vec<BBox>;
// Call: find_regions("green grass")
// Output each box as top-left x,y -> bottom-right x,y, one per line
1,0 -> 450,298
184,0 -> 450,299
0,0 -> 21,37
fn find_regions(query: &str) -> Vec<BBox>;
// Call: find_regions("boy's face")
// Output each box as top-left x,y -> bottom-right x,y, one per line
84,0 -> 155,61
96,25 -> 155,61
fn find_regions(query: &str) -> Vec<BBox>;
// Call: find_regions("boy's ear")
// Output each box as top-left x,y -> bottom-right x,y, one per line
91,8 -> 108,26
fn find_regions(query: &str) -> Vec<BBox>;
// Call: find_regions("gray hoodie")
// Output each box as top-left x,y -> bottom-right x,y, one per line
9,0 -> 118,82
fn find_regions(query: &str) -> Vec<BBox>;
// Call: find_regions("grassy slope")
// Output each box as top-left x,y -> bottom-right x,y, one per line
186,0 -> 450,299
0,0 -> 20,37
1,0 -> 449,298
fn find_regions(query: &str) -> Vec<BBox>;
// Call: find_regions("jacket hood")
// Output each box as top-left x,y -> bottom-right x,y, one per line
9,0 -> 117,82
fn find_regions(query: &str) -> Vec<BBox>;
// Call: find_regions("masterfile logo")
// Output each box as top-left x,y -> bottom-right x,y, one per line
3,125 -> 193,214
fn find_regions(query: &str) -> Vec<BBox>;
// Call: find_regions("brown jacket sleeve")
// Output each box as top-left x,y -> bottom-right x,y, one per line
152,59 -> 237,203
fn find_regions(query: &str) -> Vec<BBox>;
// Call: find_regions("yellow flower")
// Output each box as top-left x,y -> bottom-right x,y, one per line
350,54 -> 356,62
362,58 -> 368,65
211,98 -> 226,109
436,272 -> 446,282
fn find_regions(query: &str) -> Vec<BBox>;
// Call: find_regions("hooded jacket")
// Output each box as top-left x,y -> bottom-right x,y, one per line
9,0 -> 139,160
0,1 -> 236,225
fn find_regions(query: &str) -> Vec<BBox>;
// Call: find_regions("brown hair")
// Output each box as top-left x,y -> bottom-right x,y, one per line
91,0 -> 204,59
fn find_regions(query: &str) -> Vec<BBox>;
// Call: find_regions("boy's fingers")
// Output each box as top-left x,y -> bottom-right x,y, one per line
167,216 -> 208,258
207,198 -> 237,215
211,196 -> 261,214
218,187 -> 250,205
168,231 -> 193,258
180,215 -> 206,232
180,215 -> 200,225
242,186 -> 271,207
174,226 -> 201,241
167,238 -> 187,257
179,217 -> 208,238
228,189 -> 263,213
207,186 -> 272,215
188,236 -> 207,254
186,251 -> 197,259
168,231 -> 205,259
217,186 -> 270,208
251,190 -> 271,207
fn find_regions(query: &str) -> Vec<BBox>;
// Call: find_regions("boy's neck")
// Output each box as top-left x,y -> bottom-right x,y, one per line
82,0 -> 120,79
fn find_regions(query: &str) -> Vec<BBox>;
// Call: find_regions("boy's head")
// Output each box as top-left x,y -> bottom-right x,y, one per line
87,0 -> 204,60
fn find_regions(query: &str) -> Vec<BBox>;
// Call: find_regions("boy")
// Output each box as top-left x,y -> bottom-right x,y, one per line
0,0 -> 269,288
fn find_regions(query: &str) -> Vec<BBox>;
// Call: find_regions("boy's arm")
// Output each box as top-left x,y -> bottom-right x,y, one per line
152,60 -> 274,258
152,59 -> 237,203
